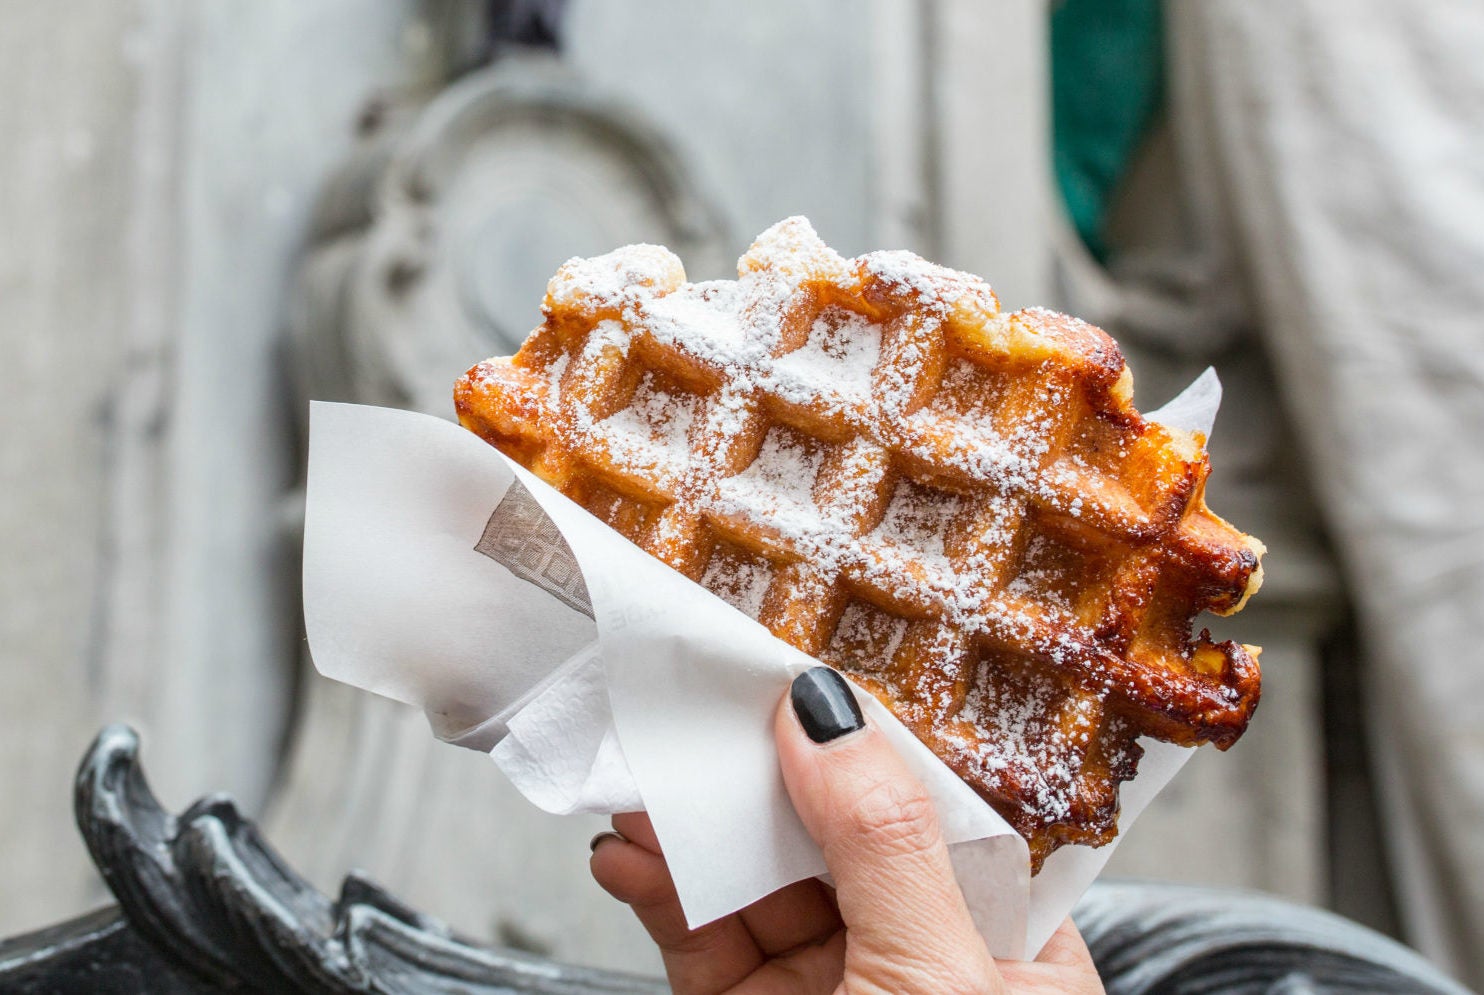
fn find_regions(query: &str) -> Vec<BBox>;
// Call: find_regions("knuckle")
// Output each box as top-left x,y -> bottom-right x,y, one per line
842,959 -> 996,995
841,779 -> 940,858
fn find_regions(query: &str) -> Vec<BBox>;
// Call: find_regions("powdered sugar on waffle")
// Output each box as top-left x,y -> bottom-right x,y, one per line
546,244 -> 684,315
724,428 -> 823,514
1006,535 -> 1077,622
544,351 -> 570,406
829,602 -> 911,674
701,552 -> 774,619
600,372 -> 700,475
774,306 -> 882,395
872,479 -> 962,566
951,672 -> 1100,825
642,281 -> 750,362
860,249 -> 989,315
483,216 -> 1256,860
556,218 -> 1106,674
581,319 -> 632,362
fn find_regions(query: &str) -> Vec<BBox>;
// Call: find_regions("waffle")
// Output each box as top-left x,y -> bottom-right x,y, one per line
455,217 -> 1264,870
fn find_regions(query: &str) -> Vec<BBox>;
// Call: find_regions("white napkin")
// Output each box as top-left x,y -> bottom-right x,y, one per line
302,368 -> 1223,960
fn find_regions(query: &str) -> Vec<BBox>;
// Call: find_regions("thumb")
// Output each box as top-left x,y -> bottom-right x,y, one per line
776,667 -> 999,992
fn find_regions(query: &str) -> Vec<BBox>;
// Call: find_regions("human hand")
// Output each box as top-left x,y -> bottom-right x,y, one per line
590,666 -> 1106,994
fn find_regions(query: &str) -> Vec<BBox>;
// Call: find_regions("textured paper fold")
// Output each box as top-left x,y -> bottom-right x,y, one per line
303,369 -> 1223,960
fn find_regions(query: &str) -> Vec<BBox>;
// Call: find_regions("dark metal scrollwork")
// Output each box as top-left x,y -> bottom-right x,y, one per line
1078,880 -> 1471,995
59,724 -> 663,993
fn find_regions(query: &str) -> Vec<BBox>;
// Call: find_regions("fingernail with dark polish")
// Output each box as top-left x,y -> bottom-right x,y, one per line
791,667 -> 865,744
589,831 -> 625,853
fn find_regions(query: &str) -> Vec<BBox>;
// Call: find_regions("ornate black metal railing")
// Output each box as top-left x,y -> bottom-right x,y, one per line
0,726 -> 1471,994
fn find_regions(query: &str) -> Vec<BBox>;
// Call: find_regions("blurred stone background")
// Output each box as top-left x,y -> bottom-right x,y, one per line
3,0 -> 1479,986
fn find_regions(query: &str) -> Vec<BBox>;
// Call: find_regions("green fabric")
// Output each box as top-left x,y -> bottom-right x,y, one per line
1051,0 -> 1166,260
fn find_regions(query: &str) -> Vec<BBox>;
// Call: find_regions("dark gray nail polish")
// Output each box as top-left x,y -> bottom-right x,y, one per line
791,667 -> 865,743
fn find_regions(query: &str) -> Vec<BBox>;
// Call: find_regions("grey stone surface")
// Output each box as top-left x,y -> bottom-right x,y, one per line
0,0 -> 440,942
0,0 -> 152,940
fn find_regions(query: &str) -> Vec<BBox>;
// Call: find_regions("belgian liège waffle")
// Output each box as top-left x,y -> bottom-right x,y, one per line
455,217 -> 1265,870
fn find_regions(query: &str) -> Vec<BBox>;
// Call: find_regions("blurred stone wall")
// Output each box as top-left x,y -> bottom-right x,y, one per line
0,0 -> 446,941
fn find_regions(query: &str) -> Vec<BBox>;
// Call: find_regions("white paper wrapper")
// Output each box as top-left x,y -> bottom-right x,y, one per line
303,368 -> 1224,960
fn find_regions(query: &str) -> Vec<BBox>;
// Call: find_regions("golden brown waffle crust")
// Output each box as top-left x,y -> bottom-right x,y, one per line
455,217 -> 1264,871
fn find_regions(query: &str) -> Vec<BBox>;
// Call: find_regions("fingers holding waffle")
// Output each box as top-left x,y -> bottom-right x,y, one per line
456,217 -> 1265,871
